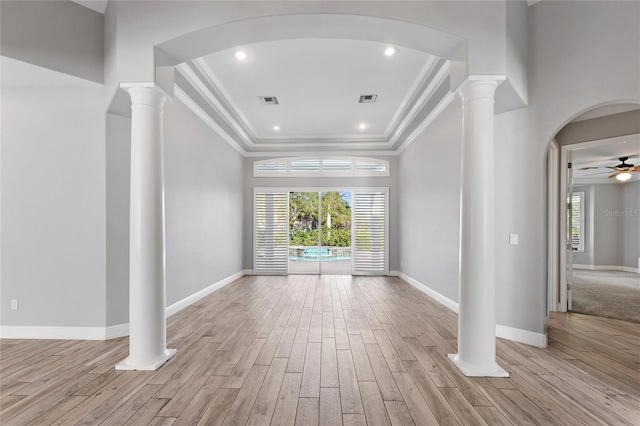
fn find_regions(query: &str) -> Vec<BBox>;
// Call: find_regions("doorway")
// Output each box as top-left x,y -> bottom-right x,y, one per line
549,134 -> 640,320
254,187 -> 389,276
288,191 -> 353,275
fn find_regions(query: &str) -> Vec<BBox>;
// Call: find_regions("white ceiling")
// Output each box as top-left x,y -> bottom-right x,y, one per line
572,134 -> 640,182
200,39 -> 435,141
193,39 -> 442,149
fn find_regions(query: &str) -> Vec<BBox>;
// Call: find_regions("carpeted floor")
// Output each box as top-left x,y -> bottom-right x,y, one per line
572,269 -> 640,323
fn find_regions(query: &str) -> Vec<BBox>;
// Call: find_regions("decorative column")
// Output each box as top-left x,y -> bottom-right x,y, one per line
116,84 -> 176,371
448,79 -> 508,377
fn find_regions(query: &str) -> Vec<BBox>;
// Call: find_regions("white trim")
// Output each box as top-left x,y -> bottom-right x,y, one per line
398,272 -> 459,313
495,325 -> 548,348
0,326 -> 108,340
397,91 -> 456,154
105,323 -> 129,339
245,150 -> 398,158
398,272 -> 548,348
254,157 -> 389,178
389,270 -> 401,277
384,56 -> 439,138
388,60 -> 450,147
120,82 -> 172,100
573,264 -> 640,274
243,269 -> 255,275
0,271 -> 245,341
192,58 -> 259,144
174,85 -> 248,156
165,270 -> 245,317
547,140 -> 559,315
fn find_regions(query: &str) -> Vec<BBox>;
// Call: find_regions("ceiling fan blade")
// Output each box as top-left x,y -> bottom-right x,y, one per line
631,166 -> 640,173
608,172 -> 620,178
584,171 -> 612,176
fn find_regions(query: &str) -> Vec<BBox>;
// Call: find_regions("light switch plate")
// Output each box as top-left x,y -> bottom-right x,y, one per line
509,234 -> 519,245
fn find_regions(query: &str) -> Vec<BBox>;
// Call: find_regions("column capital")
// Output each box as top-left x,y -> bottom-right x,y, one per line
458,76 -> 505,103
120,82 -> 171,108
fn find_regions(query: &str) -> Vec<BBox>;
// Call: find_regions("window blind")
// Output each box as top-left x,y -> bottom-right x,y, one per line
254,192 -> 289,275
353,191 -> 388,275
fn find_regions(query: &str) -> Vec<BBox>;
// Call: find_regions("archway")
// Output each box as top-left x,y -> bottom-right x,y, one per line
546,102 -> 640,319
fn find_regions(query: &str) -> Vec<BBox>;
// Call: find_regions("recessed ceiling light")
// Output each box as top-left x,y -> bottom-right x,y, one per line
234,50 -> 249,61
358,123 -> 367,130
273,125 -> 280,131
384,47 -> 396,56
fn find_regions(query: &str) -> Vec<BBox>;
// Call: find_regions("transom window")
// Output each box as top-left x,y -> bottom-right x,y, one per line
254,157 -> 389,177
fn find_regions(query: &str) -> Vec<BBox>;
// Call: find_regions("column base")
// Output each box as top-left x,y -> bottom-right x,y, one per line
115,348 -> 177,371
448,353 -> 509,377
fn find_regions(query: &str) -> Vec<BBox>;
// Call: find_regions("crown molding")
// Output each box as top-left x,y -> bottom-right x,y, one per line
176,63 -> 256,148
383,55 -> 438,138
387,59 -> 450,148
176,52 -> 453,154
174,85 -> 248,156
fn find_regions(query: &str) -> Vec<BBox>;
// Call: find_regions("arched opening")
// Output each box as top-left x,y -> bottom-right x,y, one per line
546,102 -> 640,323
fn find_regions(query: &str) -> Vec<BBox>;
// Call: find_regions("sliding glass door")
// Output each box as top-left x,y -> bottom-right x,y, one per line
255,188 -> 387,276
320,191 -> 352,274
288,191 -> 353,274
288,192 -> 321,274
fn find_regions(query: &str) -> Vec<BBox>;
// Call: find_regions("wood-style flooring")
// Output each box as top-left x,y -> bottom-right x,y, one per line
1,275 -> 639,425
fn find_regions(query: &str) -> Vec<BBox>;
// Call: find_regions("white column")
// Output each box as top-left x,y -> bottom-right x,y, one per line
448,79 -> 508,377
116,84 -> 176,371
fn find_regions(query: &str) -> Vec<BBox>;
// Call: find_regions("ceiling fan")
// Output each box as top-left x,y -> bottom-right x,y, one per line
581,156 -> 640,182
606,157 -> 640,181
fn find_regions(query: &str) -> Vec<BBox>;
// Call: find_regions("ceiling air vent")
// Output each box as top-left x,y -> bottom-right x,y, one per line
258,96 -> 279,105
359,95 -> 377,104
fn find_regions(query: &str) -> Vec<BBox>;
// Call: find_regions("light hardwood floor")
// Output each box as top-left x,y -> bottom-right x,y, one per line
1,275 -> 639,425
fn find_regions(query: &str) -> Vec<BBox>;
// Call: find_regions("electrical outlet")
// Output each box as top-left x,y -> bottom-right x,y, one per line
509,234 -> 519,245
11,299 -> 18,310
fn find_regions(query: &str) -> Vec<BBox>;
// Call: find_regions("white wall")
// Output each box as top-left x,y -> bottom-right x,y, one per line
163,98 -> 245,306
106,95 -> 246,326
573,182 -> 640,270
398,100 -> 462,303
621,181 -> 640,269
1,0 -> 104,83
486,0 -> 640,335
106,113 -> 131,327
592,184 -> 621,266
1,86 -> 107,327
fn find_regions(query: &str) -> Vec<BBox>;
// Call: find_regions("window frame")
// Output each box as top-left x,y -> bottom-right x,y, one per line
571,191 -> 585,252
254,157 -> 389,178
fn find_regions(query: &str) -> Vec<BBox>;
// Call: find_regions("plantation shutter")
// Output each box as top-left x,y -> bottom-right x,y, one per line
571,192 -> 584,252
353,190 -> 388,275
254,191 -> 289,275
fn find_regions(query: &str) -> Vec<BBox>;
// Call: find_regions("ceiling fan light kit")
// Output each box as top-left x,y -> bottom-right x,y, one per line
616,172 -> 632,182
607,156 -> 639,181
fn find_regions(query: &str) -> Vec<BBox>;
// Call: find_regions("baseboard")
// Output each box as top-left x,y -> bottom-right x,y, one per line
389,270 -> 401,277
166,270 -> 245,317
243,269 -> 255,275
105,323 -> 129,340
496,324 -> 548,348
398,272 -> 459,313
573,264 -> 640,274
397,272 -> 548,348
0,270 -> 246,341
0,326 -> 109,340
